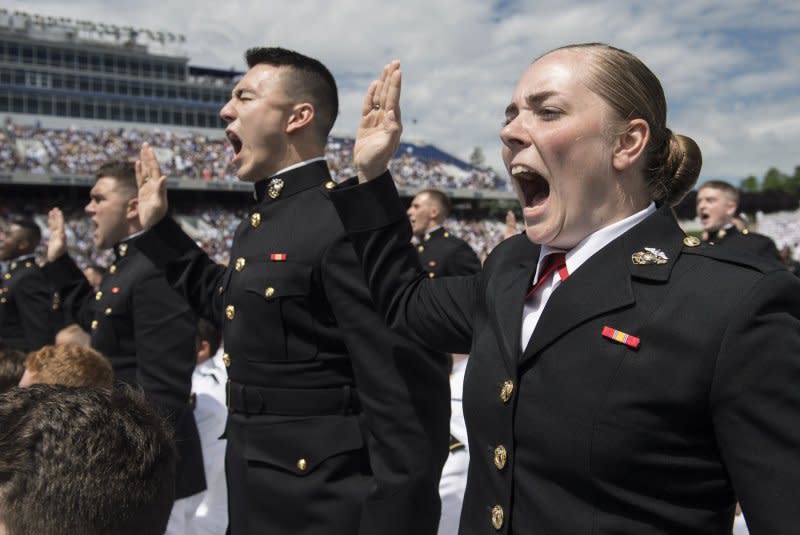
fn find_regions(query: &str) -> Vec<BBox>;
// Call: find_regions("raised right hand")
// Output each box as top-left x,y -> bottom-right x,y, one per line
46,207 -> 67,262
354,61 -> 403,183
135,142 -> 168,229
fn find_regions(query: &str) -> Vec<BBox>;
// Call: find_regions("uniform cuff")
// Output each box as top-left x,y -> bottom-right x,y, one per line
330,171 -> 407,233
41,253 -> 84,289
135,216 -> 199,270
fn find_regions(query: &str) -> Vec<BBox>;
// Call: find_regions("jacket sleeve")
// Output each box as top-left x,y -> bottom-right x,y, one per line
330,172 -> 478,355
448,240 -> 482,276
135,216 -> 227,327
710,268 -> 800,534
41,253 -> 95,333
15,270 -> 57,351
320,231 -> 450,535
132,268 -> 198,408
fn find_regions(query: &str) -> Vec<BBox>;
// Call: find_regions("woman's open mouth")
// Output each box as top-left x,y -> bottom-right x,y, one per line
511,165 -> 549,208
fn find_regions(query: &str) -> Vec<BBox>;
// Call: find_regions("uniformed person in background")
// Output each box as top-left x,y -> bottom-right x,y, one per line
406,189 -> 481,535
44,161 -> 205,533
408,189 -> 482,278
0,217 -> 60,352
133,47 -> 449,535
190,318 -> 228,535
696,180 -> 783,265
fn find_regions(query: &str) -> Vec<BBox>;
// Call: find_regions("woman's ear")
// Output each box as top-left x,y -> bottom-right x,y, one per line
612,118 -> 649,172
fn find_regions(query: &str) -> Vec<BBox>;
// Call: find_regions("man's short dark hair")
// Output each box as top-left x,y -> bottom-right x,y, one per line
0,385 -> 176,535
197,318 -> 222,356
8,217 -> 41,250
95,161 -> 137,199
0,347 -> 26,393
419,189 -> 452,220
245,47 -> 339,145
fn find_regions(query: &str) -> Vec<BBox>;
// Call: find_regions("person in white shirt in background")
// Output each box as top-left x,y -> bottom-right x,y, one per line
438,354 -> 469,535
190,318 -> 228,534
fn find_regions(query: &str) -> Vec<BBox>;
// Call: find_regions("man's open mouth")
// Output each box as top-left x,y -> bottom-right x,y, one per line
226,130 -> 243,156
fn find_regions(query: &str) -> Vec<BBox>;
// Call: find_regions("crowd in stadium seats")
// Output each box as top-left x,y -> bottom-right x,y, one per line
1,118 -> 507,191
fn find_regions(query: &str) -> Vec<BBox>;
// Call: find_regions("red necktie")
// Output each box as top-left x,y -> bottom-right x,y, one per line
525,252 -> 568,299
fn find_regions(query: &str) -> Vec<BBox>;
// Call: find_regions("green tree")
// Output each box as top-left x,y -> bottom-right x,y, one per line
740,175 -> 759,192
761,167 -> 788,191
787,165 -> 800,193
469,147 -> 486,169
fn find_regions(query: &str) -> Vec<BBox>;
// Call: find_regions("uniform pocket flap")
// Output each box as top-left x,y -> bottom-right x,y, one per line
243,415 -> 363,476
242,262 -> 312,300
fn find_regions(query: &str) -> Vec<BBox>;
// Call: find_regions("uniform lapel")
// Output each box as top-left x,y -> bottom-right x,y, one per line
520,205 -> 683,364
489,236 -> 539,372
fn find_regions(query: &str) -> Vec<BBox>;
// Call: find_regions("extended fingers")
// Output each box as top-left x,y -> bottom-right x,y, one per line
384,64 -> 402,122
362,80 -> 380,116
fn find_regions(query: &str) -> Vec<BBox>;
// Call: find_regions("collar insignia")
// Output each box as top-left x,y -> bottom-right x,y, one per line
631,247 -> 668,265
267,178 -> 285,199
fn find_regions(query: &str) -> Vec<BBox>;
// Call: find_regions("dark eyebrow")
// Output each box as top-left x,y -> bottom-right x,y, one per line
524,90 -> 558,108
232,86 -> 256,99
505,90 -> 559,118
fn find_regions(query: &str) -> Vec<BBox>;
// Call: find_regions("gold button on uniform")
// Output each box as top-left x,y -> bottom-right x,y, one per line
491,505 -> 504,530
24,261 -> 32,268
428,272 -> 435,278
250,213 -> 261,227
417,245 -> 425,253
225,305 -> 235,320
324,181 -> 336,190
683,236 -> 700,247
500,380 -> 514,403
494,445 -> 507,470
104,307 -> 112,316
296,458 -> 308,471
109,265 -> 117,274
222,353 -> 231,367
0,297 -> 6,304
3,273 -> 10,280
95,291 -> 103,300
265,287 -> 275,298
91,320 -> 99,330
235,257 -> 246,271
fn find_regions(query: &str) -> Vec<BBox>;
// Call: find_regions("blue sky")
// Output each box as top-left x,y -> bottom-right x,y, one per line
5,0 -> 800,185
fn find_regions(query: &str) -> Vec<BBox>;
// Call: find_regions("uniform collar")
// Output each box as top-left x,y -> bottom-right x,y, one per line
6,253 -> 37,271
536,202 -> 656,282
253,158 -> 330,204
715,224 -> 739,241
423,226 -> 446,241
113,231 -> 144,261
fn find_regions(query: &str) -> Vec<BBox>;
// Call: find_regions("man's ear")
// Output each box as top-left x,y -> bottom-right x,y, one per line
724,199 -> 738,218
286,103 -> 315,134
612,118 -> 649,172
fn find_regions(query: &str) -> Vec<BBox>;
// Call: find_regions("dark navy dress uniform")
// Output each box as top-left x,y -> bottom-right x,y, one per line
704,225 -> 783,266
331,172 -> 800,535
0,254 -> 59,352
416,227 -> 481,279
135,159 -> 450,535
43,239 -> 205,499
